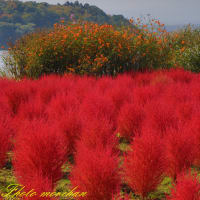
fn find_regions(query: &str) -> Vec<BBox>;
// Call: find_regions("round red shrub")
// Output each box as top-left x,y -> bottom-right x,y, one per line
70,143 -> 121,200
13,119 -> 68,189
124,133 -> 165,199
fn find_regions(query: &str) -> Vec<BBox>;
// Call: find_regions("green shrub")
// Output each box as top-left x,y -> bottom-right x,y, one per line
4,20 -> 175,79
171,26 -> 200,72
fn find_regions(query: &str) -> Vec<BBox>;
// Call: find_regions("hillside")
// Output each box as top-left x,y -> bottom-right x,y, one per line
0,0 -> 131,48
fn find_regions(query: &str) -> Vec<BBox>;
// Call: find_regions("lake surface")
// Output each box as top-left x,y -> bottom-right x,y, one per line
0,50 -> 8,69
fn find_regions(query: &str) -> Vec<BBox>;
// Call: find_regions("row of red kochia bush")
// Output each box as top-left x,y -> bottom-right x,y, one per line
1,68 -> 200,199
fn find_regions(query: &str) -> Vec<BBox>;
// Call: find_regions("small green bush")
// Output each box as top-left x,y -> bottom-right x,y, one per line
171,25 -> 200,72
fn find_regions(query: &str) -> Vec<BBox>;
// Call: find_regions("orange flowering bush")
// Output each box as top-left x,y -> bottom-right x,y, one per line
5,20 -> 175,78
129,18 -> 175,71
170,25 -> 200,72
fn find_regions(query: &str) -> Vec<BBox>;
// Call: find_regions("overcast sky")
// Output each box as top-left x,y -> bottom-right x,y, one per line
22,0 -> 200,25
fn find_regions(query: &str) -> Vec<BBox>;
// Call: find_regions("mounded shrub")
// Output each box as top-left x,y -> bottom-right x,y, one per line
123,133 -> 165,199
164,126 -> 197,180
0,120 -> 12,168
5,20 -> 174,79
117,102 -> 144,140
13,119 -> 68,190
70,142 -> 121,200
167,172 -> 200,200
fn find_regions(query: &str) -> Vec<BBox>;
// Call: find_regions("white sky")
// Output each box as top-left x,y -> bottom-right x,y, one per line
21,0 -> 200,25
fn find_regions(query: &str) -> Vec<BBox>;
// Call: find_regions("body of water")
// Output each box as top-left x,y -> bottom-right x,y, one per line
0,50 -> 8,69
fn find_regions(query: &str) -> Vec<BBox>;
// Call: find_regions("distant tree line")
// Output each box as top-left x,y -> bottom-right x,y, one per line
0,0 -> 132,48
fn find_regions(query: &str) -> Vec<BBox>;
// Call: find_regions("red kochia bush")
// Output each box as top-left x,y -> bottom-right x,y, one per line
79,93 -> 118,151
70,143 -> 121,200
144,100 -> 178,137
22,172 -> 55,200
169,68 -> 193,83
164,126 -> 197,180
0,120 -> 12,168
53,111 -> 82,155
47,93 -> 81,155
16,96 -> 48,123
189,117 -> 200,166
106,82 -> 132,113
80,92 -> 116,123
117,103 -> 144,140
132,85 -> 157,106
47,93 -> 80,119
124,133 -> 165,199
35,75 -> 63,105
13,119 -> 68,189
80,117 -> 117,152
4,81 -> 31,115
167,172 -> 200,200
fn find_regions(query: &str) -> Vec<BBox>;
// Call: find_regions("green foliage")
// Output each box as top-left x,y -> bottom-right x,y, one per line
172,26 -> 200,72
0,0 -> 131,47
6,17 -> 200,79
5,21 -> 173,79
178,45 -> 200,72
